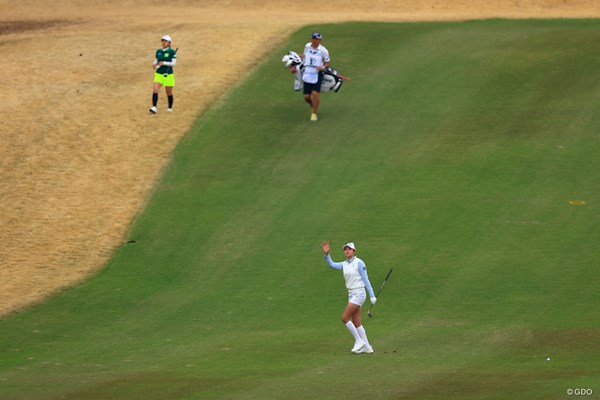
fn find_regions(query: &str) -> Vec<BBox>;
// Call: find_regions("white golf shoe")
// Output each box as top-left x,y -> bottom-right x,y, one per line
167,108 -> 173,113
351,340 -> 366,354
149,106 -> 158,114
362,344 -> 374,354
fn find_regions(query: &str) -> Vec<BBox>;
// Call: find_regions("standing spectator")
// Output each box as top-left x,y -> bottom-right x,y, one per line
150,35 -> 177,113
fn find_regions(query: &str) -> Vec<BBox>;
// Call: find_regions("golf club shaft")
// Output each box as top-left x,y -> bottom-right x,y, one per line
375,268 -> 393,298
367,268 -> 394,315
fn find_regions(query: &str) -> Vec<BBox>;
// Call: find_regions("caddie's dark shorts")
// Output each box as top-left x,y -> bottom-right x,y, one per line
303,72 -> 324,94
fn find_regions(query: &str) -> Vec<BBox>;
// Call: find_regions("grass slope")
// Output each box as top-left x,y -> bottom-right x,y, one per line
2,20 -> 600,399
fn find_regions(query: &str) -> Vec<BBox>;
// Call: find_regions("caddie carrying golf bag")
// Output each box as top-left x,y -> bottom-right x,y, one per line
281,51 -> 348,93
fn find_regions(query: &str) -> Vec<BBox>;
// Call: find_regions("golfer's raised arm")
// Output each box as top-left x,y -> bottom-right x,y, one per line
322,241 -> 343,270
325,254 -> 343,270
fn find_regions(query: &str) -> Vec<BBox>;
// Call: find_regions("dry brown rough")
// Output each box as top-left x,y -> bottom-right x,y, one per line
1,0 -> 599,317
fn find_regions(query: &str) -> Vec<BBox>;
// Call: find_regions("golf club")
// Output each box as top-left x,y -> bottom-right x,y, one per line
367,268 -> 393,318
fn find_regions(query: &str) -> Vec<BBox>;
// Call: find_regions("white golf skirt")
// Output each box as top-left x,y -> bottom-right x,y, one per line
347,288 -> 366,306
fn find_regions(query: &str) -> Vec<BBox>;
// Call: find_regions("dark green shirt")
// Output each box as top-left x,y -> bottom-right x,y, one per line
155,47 -> 176,75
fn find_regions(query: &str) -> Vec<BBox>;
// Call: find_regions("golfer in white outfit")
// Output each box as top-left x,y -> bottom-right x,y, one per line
321,241 -> 376,354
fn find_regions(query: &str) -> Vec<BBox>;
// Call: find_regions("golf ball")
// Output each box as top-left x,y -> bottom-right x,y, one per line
546,357 -> 551,362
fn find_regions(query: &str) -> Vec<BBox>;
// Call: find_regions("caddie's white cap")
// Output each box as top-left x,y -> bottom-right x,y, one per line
342,242 -> 356,251
161,35 -> 172,42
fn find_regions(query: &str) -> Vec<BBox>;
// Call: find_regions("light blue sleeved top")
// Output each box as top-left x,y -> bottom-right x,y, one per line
325,254 -> 375,298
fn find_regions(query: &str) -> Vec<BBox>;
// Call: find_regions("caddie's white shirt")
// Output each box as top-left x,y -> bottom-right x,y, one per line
303,43 -> 330,84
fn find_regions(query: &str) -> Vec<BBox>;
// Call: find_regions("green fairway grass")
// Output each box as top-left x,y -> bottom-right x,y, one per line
2,19 -> 600,399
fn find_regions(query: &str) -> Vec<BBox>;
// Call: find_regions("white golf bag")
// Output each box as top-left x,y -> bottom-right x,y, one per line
281,51 -> 345,93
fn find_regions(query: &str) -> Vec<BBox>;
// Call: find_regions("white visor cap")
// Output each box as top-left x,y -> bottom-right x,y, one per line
342,242 -> 356,251
161,35 -> 172,42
